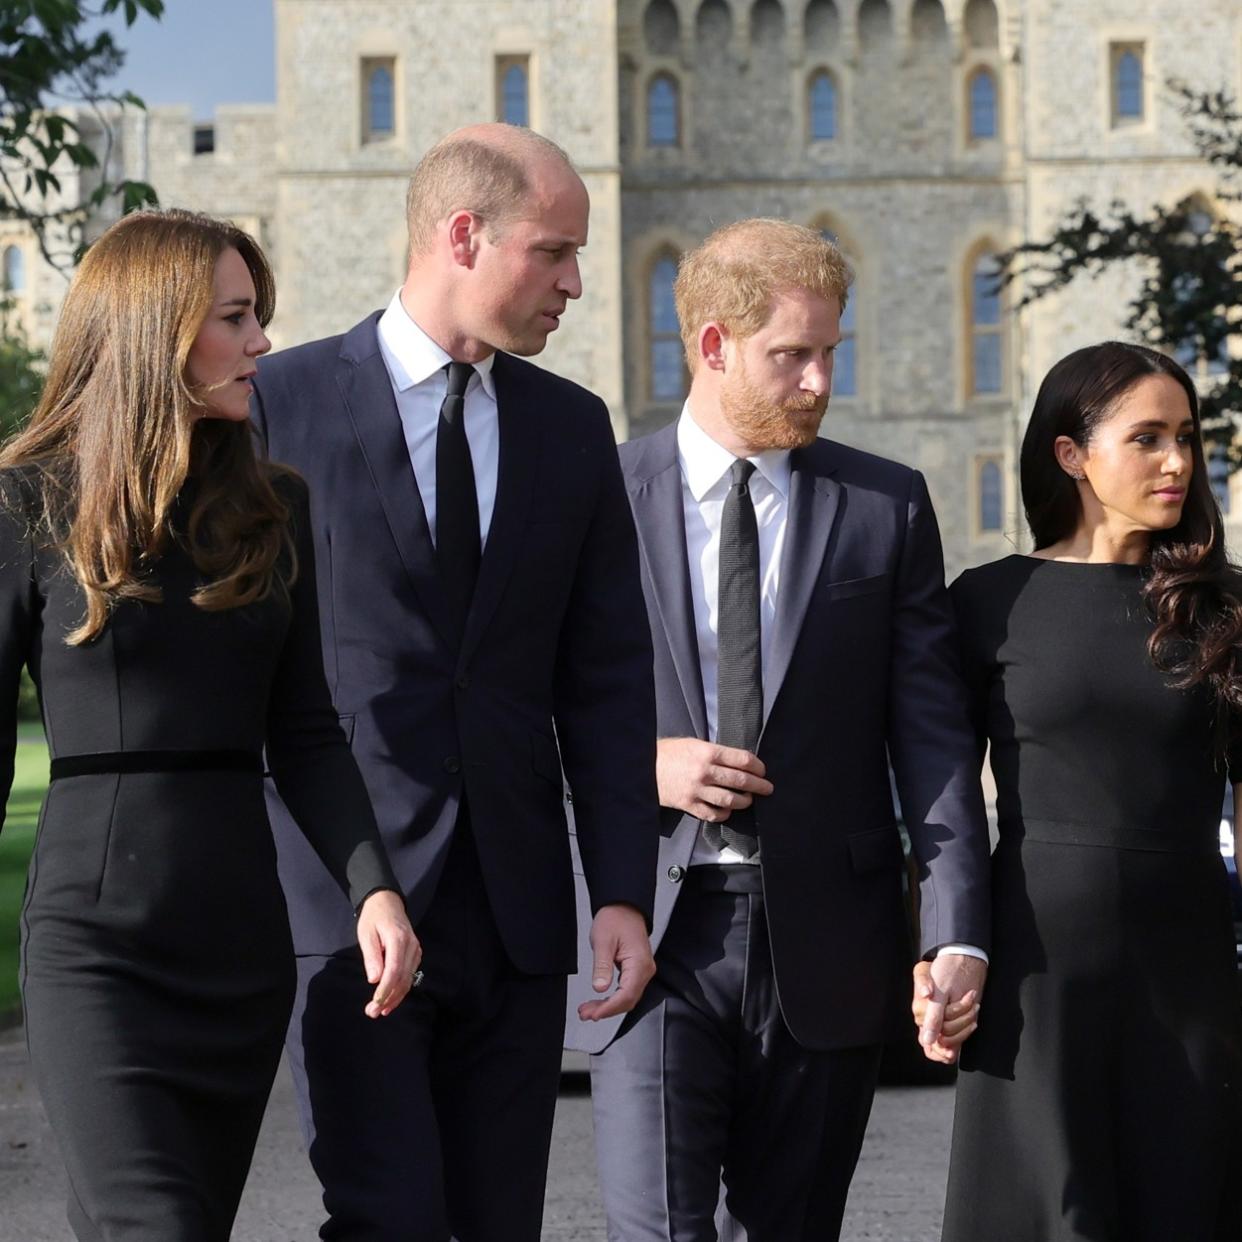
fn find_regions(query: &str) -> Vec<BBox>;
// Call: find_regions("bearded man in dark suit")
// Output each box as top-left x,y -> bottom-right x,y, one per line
566,218 -> 990,1242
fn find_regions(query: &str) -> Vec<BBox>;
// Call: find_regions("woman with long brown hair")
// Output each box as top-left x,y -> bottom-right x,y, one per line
0,209 -> 420,1240
929,341 -> 1242,1240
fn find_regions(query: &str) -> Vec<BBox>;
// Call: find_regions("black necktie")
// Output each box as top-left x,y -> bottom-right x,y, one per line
709,458 -> 762,859
435,362 -> 479,642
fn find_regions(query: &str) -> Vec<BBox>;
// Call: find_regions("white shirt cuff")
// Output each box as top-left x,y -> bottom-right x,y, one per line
932,943 -> 989,964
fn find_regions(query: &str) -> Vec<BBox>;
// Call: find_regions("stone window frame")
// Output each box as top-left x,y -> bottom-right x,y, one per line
966,65 -> 999,143
963,239 -> 1007,403
646,70 -> 682,149
3,243 -> 26,297
806,66 -> 841,144
812,215 -> 862,404
973,454 -> 1005,537
1108,40 -> 1148,130
360,56 -> 398,145
1168,192 -> 1234,384
495,55 -> 532,127
646,247 -> 686,406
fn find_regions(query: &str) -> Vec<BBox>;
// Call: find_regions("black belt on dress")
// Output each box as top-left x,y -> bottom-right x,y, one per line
49,749 -> 264,780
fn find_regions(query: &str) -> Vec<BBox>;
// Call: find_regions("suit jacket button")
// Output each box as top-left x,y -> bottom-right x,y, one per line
667,865 -> 684,883
443,756 -> 461,775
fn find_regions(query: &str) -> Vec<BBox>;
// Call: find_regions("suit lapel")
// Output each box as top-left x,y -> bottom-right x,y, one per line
762,446 -> 841,729
630,429 -> 709,740
458,353 -> 539,666
336,318 -> 456,654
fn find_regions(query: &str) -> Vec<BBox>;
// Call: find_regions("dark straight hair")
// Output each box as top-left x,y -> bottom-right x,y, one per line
1021,340 -> 1242,722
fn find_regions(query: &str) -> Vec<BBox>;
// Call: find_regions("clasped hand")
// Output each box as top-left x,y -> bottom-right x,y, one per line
910,954 -> 986,1064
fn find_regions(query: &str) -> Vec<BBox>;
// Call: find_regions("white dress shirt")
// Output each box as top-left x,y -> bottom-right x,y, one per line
376,291 -> 499,545
677,407 -> 790,866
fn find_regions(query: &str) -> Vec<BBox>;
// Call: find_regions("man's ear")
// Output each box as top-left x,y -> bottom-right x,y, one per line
446,210 -> 481,269
699,322 -> 728,373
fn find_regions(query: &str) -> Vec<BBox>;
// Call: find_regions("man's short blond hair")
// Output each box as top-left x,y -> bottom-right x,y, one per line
674,218 -> 853,370
405,126 -> 572,254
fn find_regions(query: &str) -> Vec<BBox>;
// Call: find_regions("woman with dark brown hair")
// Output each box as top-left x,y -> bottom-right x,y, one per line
0,209 -> 420,1240
931,341 -> 1242,1241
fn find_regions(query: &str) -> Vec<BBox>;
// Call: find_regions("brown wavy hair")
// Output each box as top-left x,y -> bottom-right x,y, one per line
0,208 -> 294,644
1021,340 -> 1242,721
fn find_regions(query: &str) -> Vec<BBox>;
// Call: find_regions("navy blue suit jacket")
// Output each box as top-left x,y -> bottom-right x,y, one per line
251,313 -> 659,975
566,424 -> 990,1051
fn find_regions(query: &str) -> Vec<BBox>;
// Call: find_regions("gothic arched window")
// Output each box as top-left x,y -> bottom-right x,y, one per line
809,70 -> 837,141
649,254 -> 685,401
969,68 -> 997,140
970,253 -> 1003,395
648,74 -> 680,147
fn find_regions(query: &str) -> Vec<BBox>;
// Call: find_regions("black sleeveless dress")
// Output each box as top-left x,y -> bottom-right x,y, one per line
942,555 -> 1242,1242
0,470 -> 397,1241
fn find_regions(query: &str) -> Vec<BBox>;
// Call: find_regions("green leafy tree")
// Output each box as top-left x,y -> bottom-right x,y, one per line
0,0 -> 164,272
1001,83 -> 1242,461
0,299 -> 42,436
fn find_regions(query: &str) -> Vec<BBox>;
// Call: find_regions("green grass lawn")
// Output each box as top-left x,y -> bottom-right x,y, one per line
0,729 -> 47,1020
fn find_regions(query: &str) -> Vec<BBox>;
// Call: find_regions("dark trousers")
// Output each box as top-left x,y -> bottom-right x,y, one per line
286,822 -> 567,1242
591,866 -> 881,1242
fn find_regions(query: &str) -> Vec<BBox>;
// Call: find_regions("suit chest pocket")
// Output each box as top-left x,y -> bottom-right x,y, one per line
823,572 -> 888,603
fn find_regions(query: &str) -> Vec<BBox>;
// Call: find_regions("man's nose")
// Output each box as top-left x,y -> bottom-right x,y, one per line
559,256 -> 583,301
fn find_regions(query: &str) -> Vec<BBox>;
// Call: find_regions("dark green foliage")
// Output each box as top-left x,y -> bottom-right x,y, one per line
0,0 -> 164,270
0,299 -> 43,437
1001,84 -> 1241,458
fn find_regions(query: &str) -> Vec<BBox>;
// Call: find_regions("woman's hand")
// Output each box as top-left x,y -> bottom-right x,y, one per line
355,889 -> 422,1019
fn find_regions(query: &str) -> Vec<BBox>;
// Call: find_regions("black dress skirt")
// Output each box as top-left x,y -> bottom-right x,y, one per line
942,555 -> 1242,1242
0,470 -> 397,1242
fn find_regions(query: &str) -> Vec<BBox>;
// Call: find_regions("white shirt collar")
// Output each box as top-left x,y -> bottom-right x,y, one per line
376,291 -> 497,399
675,403 -> 792,502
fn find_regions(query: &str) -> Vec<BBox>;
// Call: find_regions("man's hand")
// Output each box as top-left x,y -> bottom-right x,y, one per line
911,955 -> 986,1064
577,903 -> 656,1022
656,737 -> 773,822
356,889 -> 423,1020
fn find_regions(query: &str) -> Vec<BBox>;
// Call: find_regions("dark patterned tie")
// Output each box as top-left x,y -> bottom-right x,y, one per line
435,361 -> 479,643
707,458 -> 761,859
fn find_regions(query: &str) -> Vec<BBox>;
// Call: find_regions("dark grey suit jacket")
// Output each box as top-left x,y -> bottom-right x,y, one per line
565,424 -> 990,1053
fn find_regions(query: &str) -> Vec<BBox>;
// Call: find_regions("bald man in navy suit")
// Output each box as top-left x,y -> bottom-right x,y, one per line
253,124 -> 660,1242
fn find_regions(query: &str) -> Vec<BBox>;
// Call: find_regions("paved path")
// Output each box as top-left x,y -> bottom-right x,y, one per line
0,1028 -> 953,1240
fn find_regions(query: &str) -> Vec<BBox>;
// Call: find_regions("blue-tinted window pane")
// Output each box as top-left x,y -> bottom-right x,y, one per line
3,246 -> 24,294
969,70 -> 996,138
368,66 -> 394,135
652,340 -> 685,401
835,294 -> 856,395
1206,339 -> 1230,376
503,64 -> 529,126
1210,451 -> 1231,515
973,334 -> 1001,394
979,460 -> 1002,530
1117,51 -> 1142,118
650,258 -> 679,332
648,76 -> 679,147
810,72 -> 836,140
973,259 -> 1000,326
834,336 -> 856,396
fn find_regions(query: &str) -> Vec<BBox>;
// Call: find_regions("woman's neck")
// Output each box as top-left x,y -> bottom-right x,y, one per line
1034,523 -> 1151,565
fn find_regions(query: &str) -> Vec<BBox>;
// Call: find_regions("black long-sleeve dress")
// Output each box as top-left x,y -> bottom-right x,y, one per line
942,555 -> 1242,1242
0,468 -> 398,1242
